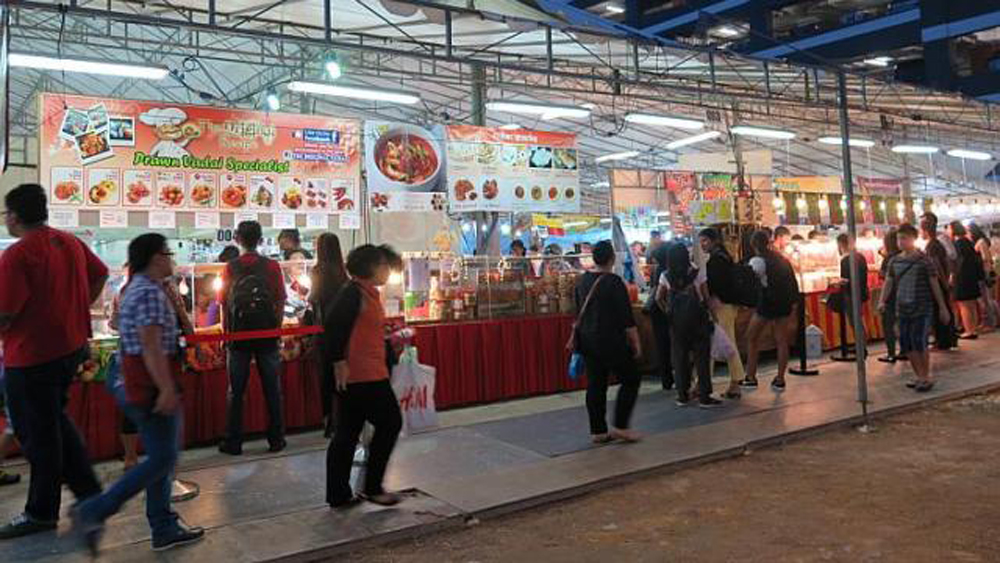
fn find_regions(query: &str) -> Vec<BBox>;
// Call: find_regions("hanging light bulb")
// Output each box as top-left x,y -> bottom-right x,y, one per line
264,87 -> 280,112
859,200 -> 867,211
839,198 -> 848,211
772,196 -> 784,209
178,278 -> 190,296
818,198 -> 829,209
211,275 -> 223,293
957,203 -> 969,214
973,202 -> 984,215
795,197 -> 807,209
896,201 -> 906,212
879,201 -> 887,211
388,271 -> 404,285
325,52 -> 342,80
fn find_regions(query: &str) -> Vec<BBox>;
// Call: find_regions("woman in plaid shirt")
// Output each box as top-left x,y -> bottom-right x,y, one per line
73,234 -> 203,555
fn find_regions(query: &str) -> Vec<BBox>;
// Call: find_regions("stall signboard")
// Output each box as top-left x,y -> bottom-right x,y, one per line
699,173 -> 736,200
774,176 -> 842,194
364,120 -> 447,213
39,93 -> 361,219
445,125 -> 580,213
688,198 -> 734,226
857,176 -> 904,197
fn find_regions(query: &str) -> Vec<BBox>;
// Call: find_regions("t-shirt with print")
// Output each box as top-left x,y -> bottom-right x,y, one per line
888,251 -> 939,318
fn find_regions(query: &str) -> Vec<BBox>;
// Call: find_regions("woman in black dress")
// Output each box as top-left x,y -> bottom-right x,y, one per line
949,221 -> 983,339
309,233 -> 349,436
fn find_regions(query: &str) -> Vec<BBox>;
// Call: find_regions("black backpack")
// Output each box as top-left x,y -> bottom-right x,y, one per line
761,253 -> 799,313
227,257 -> 278,333
730,263 -> 761,307
667,273 -> 712,337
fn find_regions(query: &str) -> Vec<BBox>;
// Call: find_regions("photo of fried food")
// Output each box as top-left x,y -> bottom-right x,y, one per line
159,185 -> 184,207
78,132 -> 110,159
55,181 -> 80,202
88,180 -> 117,204
281,186 -> 303,210
454,179 -> 474,201
191,184 -> 214,206
482,179 -> 499,200
222,185 -> 247,208
548,186 -> 559,200
126,181 -> 151,204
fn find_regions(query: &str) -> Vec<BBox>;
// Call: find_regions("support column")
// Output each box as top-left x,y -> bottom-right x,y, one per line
470,64 -> 500,256
838,71 -> 870,425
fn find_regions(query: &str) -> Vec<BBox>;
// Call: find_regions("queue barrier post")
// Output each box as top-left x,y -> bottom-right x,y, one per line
789,292 -> 819,376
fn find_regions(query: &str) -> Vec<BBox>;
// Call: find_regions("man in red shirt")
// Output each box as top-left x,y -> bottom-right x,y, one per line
218,220 -> 287,455
0,184 -> 107,539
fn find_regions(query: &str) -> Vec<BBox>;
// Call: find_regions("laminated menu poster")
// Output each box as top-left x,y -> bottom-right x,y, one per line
38,93 -> 361,215
445,125 -> 580,213
365,121 -> 447,213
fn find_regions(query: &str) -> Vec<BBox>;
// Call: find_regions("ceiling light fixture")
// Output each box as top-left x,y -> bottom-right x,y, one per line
624,113 -> 704,130
891,144 -> 939,154
947,148 -> 993,161
264,88 -> 281,112
711,25 -> 745,39
731,125 -> 796,140
666,131 -> 723,150
862,56 -> 893,67
325,53 -> 342,80
486,101 -> 591,120
287,81 -> 420,104
818,136 -> 876,148
9,53 -> 169,80
605,4 -> 625,14
595,150 -> 640,163
499,123 -> 521,130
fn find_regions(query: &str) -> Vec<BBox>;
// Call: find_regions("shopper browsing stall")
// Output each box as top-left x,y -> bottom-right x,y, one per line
73,234 -> 204,554
646,243 -> 674,391
742,230 -> 799,391
878,224 -> 951,392
920,213 -> 957,350
219,221 -> 288,456
879,229 -> 902,363
0,184 -> 106,540
836,233 -> 870,352
325,245 -> 405,508
948,221 -> 984,339
657,244 -> 721,408
698,228 -> 745,398
309,233 -> 349,438
572,240 -> 642,444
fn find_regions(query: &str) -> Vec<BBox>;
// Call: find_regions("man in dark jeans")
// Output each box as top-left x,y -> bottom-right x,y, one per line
921,212 -> 957,350
219,221 -> 288,455
837,233 -> 870,351
0,184 -> 107,539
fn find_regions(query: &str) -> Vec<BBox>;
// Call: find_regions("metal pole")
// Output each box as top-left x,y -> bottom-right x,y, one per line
837,71 -> 870,424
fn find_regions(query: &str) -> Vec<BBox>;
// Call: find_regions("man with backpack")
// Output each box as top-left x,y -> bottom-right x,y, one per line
219,221 -> 287,455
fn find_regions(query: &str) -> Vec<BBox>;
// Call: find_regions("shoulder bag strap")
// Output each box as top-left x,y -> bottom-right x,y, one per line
576,274 -> 607,322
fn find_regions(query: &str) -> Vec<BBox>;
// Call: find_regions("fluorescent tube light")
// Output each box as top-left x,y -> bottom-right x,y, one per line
605,4 -> 625,14
9,53 -> 169,80
731,126 -> 796,140
891,144 -> 938,154
595,151 -> 640,163
947,149 -> 992,161
499,123 -> 521,130
863,56 -> 893,67
624,113 -> 704,130
711,25 -> 746,39
287,81 -> 420,104
666,131 -> 722,150
818,136 -> 875,148
486,101 -> 591,120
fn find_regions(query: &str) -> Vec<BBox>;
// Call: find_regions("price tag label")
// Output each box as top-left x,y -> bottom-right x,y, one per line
272,212 -> 296,229
148,211 -> 176,229
339,214 -> 361,230
50,209 -> 79,228
234,211 -> 258,226
195,212 -> 221,229
306,214 -> 329,230
99,210 -> 128,229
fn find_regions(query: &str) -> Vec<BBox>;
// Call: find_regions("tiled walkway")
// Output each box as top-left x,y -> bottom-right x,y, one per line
3,338 -> 1000,562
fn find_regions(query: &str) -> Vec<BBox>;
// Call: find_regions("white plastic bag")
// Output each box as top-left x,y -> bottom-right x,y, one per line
390,347 -> 439,435
710,323 -> 736,362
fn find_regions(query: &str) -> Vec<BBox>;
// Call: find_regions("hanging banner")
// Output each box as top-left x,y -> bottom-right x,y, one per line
699,173 -> 736,200
688,198 -> 734,226
446,125 -> 580,213
857,176 -> 904,197
664,171 -> 697,235
39,93 -> 361,217
364,120 -> 447,213
774,176 -> 842,194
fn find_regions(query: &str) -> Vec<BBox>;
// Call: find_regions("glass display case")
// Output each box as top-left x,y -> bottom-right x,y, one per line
392,252 -> 591,324
786,232 -> 884,293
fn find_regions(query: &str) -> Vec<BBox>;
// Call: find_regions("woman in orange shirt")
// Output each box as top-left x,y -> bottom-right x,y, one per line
323,244 -> 404,508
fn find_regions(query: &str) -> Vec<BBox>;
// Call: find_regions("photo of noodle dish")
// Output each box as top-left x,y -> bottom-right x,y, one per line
370,124 -> 444,192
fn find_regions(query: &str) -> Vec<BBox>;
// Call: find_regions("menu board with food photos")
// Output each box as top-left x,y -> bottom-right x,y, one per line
38,93 -> 361,219
365,120 -> 448,213
446,125 -> 580,213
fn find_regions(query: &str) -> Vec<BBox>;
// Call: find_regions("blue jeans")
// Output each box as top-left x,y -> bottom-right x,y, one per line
79,402 -> 181,540
224,347 -> 284,446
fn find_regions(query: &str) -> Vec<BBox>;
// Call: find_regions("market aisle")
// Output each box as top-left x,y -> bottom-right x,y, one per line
2,337 -> 1000,562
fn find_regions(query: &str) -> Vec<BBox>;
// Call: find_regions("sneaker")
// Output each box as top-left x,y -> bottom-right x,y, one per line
699,397 -> 724,409
0,512 -> 57,540
268,439 -> 287,453
217,442 -> 242,456
0,471 -> 21,486
675,395 -> 692,407
361,492 -> 402,507
739,378 -> 759,389
151,522 -> 205,552
877,355 -> 897,364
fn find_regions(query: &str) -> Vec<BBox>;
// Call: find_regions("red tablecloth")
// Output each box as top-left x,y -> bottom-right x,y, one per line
412,314 -> 586,409
1,315 -> 584,462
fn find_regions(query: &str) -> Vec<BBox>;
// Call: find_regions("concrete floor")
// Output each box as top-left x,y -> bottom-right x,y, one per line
2,338 -> 1000,562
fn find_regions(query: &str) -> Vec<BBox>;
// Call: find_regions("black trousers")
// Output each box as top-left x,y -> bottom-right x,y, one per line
650,309 -> 674,389
670,326 -> 712,402
326,379 -> 402,505
4,349 -> 102,521
583,350 -> 641,435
